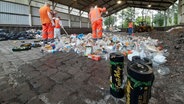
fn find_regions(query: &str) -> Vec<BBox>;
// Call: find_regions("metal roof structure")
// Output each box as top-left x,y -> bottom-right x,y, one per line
49,0 -> 177,16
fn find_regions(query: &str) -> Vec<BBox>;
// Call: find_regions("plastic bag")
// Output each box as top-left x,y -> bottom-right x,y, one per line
127,50 -> 140,61
77,33 -> 84,39
153,54 -> 167,64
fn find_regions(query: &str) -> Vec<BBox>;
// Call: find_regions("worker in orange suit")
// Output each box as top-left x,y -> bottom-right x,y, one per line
89,5 -> 106,40
39,2 -> 55,45
128,20 -> 133,35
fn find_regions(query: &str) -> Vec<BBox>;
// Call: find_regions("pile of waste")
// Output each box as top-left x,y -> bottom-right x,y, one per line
0,29 -> 42,41
41,33 -> 168,67
12,40 -> 42,52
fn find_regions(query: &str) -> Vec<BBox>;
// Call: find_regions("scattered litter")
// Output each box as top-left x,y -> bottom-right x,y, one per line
157,66 -> 170,75
4,28 -> 168,65
0,29 -> 42,41
88,54 -> 101,61
37,33 -> 169,66
12,46 -> 31,52
153,54 -> 167,65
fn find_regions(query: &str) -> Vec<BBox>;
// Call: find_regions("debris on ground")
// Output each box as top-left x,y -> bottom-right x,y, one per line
39,33 -> 168,67
0,29 -> 42,41
0,26 -> 184,104
166,26 -> 183,33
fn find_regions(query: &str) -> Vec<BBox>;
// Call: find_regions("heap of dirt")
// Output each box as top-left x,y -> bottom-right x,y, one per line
140,28 -> 184,104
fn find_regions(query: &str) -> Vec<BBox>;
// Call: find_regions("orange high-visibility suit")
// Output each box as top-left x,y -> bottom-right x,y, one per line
89,7 -> 106,39
39,5 -> 54,40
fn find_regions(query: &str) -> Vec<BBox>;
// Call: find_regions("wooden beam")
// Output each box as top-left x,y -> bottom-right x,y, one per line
99,0 -> 112,7
128,4 -> 166,11
81,0 -> 98,11
127,0 -> 173,4
106,4 -> 127,17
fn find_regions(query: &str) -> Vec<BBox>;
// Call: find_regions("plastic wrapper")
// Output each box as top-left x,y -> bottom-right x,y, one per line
157,66 -> 170,75
153,54 -> 167,64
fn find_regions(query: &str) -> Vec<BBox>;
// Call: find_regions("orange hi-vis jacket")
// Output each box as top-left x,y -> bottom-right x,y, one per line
39,5 -> 51,24
128,22 -> 133,28
55,19 -> 61,28
89,7 -> 106,24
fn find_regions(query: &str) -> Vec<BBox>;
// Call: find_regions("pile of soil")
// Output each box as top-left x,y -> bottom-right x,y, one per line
138,28 -> 184,104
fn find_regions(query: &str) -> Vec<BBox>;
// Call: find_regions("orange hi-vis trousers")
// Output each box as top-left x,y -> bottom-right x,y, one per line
42,23 -> 54,40
92,19 -> 103,39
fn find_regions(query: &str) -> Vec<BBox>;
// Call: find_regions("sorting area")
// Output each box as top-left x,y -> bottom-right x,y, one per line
0,28 -> 184,104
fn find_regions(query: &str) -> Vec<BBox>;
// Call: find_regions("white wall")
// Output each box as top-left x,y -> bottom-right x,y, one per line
0,0 -> 90,27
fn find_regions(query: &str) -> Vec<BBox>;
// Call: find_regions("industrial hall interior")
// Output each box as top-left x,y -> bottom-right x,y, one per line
0,0 -> 184,104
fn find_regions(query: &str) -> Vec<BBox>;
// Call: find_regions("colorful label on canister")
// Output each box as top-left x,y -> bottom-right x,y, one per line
110,61 -> 123,91
126,78 -> 150,104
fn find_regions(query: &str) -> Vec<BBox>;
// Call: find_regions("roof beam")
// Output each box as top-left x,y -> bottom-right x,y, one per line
105,4 -> 128,16
128,3 -> 167,9
128,4 -> 166,11
106,3 -> 116,10
81,0 -> 98,11
106,1 -> 126,11
106,4 -> 127,16
103,2 -> 117,10
68,0 -> 87,10
127,0 -> 173,4
99,0 -> 112,7
49,0 -> 176,16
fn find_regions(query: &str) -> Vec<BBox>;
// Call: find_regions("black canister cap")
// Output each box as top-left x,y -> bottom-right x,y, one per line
110,53 -> 124,62
127,62 -> 154,82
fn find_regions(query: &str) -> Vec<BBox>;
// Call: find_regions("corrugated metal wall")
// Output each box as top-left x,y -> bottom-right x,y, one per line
0,14 -> 29,25
0,1 -> 29,25
0,1 -> 28,14
0,1 -> 90,28
82,23 -> 88,27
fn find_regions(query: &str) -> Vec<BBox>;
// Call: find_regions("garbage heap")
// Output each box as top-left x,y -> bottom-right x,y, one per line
0,29 -> 42,40
42,33 -> 168,66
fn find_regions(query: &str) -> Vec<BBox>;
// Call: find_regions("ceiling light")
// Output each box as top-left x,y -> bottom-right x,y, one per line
148,4 -> 152,7
117,0 -> 122,4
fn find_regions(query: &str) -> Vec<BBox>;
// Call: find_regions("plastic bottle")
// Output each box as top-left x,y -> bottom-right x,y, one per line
47,49 -> 57,53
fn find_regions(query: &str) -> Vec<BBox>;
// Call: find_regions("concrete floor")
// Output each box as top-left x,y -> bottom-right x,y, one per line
0,40 -> 125,104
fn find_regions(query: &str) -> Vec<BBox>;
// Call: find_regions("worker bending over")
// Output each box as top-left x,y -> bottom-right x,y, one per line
89,5 -> 106,40
39,2 -> 55,45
